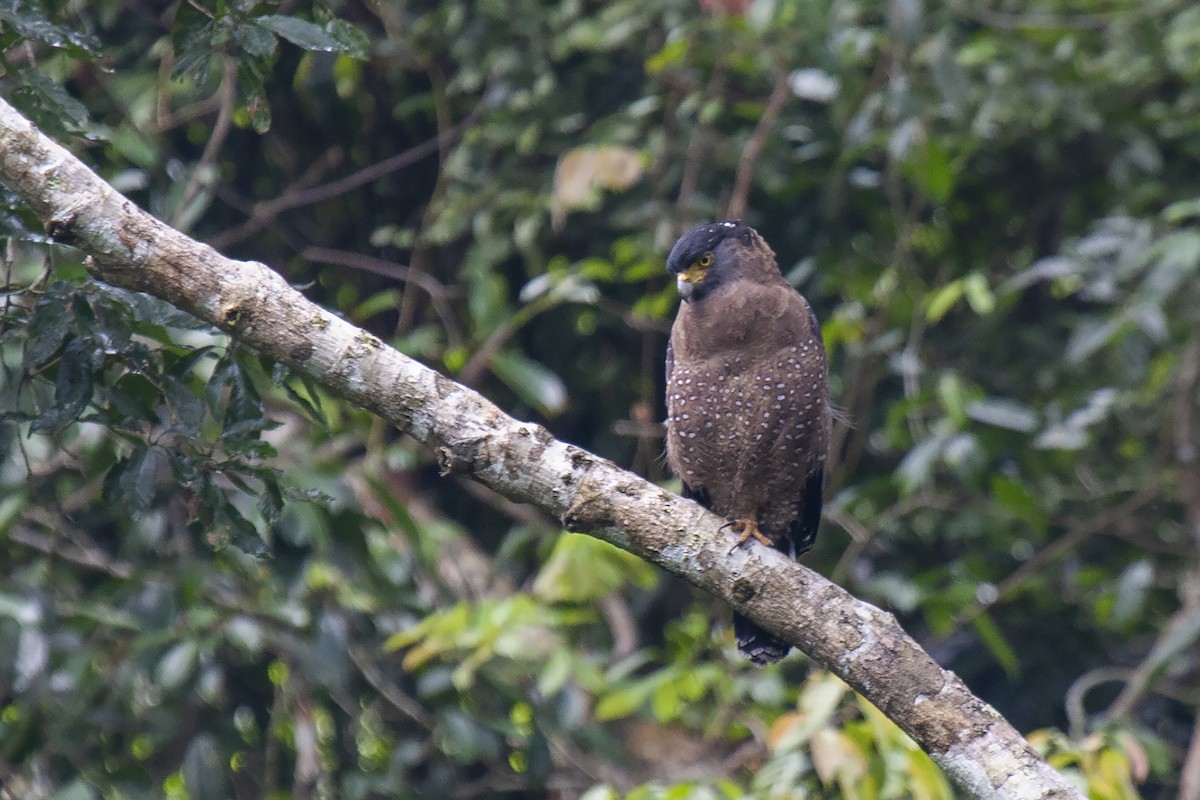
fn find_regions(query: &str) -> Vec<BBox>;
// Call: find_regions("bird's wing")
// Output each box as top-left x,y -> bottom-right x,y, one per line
786,292 -> 827,557
667,335 -> 714,510
789,468 -> 824,557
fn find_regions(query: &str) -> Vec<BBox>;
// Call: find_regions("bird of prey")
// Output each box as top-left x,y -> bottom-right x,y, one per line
664,220 -> 830,665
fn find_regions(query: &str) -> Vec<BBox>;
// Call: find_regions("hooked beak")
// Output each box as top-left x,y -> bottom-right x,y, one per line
676,265 -> 706,301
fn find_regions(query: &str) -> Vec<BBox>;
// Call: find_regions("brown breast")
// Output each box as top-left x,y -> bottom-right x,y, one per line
666,283 -> 829,534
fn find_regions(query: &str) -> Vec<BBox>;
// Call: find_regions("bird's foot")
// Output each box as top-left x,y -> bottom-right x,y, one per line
722,518 -> 773,554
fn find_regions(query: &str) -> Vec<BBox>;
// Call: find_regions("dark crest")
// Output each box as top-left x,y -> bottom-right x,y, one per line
666,220 -> 753,275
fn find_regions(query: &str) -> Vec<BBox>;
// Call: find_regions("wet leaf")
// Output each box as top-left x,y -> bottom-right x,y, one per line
0,1 -> 100,54
256,15 -> 364,55
31,337 -> 94,431
23,287 -> 73,368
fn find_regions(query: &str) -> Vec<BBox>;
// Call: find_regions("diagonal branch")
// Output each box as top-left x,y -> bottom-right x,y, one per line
0,97 -> 1080,800
726,67 -> 790,222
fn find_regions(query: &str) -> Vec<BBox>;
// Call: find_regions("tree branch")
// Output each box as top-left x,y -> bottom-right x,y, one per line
726,67 -> 790,222
0,97 -> 1081,800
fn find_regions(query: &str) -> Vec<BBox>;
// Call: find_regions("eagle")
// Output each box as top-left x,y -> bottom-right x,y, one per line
664,221 -> 830,664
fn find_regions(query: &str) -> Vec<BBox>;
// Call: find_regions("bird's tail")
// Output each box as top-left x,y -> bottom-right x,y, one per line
733,613 -> 790,665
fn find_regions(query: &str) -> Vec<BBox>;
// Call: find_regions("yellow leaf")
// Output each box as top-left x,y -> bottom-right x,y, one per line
551,146 -> 644,228
1091,748 -> 1141,800
593,146 -> 642,190
772,673 -> 848,752
767,711 -> 803,752
799,672 -> 848,720
552,149 -> 597,218
810,727 -> 842,785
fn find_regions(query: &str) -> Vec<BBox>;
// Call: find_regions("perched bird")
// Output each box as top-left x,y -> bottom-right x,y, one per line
664,220 -> 830,665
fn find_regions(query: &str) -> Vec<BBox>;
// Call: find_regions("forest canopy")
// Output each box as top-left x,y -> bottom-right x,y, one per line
1,1 -> 1198,799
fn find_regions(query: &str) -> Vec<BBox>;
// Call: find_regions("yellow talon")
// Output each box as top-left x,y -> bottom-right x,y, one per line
723,518 -> 773,553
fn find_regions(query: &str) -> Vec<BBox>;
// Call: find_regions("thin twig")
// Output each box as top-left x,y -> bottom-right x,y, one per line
1103,601 -> 1200,723
675,61 -> 726,218
9,524 -> 134,579
457,294 -> 556,387
950,2 -> 1111,31
599,594 -> 640,659
348,646 -> 434,729
397,62 -> 454,335
210,100 -> 487,249
300,246 -> 464,346
1180,711 -> 1200,800
302,246 -> 456,298
828,492 -> 954,585
1065,666 -> 1136,740
185,0 -> 215,19
154,89 -> 224,134
726,68 -> 790,221
210,148 -> 345,254
950,487 -> 1158,631
170,57 -> 236,228
454,476 -> 552,529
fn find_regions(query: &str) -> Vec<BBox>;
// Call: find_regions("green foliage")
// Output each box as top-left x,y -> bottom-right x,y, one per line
533,533 -> 659,604
1,0 -> 1197,797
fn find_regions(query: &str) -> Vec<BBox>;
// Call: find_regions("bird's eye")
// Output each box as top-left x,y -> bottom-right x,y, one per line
698,252 -> 713,268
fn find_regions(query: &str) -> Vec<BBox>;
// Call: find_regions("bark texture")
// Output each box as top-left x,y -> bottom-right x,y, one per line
0,97 -> 1082,800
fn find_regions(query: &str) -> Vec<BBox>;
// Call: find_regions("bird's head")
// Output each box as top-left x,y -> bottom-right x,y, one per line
666,220 -> 760,302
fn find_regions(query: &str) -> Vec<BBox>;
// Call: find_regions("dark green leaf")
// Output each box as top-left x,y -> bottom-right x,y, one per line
989,476 -> 1048,533
236,60 -> 272,133
971,614 -> 1021,679
209,352 -> 264,424
31,337 -> 93,430
255,15 -> 357,54
436,710 -> 503,763
324,19 -> 369,59
163,375 -> 206,432
258,473 -> 283,526
119,446 -> 165,514
0,1 -> 101,54
233,23 -> 277,57
23,286 -> 73,368
309,612 -> 351,689
172,20 -> 216,83
216,500 -> 267,557
10,66 -> 90,133
281,376 -> 327,427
